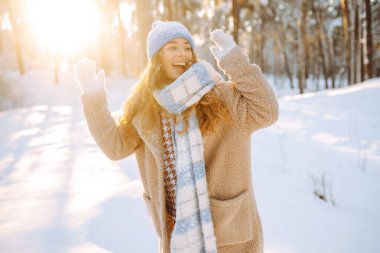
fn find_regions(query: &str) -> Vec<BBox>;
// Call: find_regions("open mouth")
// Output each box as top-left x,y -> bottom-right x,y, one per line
172,62 -> 188,72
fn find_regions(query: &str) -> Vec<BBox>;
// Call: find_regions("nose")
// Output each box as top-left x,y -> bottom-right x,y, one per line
178,48 -> 186,57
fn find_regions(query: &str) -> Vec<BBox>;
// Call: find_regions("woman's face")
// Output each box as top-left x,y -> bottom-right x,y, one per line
160,38 -> 193,82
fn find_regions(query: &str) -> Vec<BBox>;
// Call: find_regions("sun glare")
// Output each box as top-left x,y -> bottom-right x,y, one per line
26,0 -> 100,54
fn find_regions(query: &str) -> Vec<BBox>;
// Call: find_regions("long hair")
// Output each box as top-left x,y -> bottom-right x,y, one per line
119,50 -> 231,137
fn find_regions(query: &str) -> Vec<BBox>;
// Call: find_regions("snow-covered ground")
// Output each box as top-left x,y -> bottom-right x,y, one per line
0,70 -> 379,253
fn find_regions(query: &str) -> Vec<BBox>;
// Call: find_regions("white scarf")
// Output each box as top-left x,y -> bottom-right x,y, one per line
154,61 -> 221,253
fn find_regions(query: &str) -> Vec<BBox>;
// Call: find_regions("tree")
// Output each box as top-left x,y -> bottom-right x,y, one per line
114,0 -> 128,76
353,0 -> 360,84
340,0 -> 352,85
135,0 -> 153,70
6,0 -> 25,75
312,1 -> 329,89
163,0 -> 173,20
97,0 -> 112,73
320,8 -> 336,89
297,0 -> 309,94
364,0 -> 374,78
231,0 -> 254,44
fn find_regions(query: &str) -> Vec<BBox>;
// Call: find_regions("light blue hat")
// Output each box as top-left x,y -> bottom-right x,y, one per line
147,21 -> 194,60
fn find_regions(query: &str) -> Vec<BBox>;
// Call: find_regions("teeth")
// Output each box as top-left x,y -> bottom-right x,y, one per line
173,62 -> 186,66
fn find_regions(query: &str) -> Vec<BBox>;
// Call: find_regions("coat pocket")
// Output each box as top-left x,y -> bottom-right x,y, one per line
143,193 -> 162,237
209,190 -> 253,246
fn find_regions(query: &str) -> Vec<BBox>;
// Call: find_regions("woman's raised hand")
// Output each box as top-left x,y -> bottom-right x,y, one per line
74,58 -> 105,93
210,29 -> 237,61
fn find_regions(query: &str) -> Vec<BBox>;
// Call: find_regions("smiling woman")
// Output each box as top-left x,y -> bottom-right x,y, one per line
25,0 -> 100,54
74,20 -> 280,253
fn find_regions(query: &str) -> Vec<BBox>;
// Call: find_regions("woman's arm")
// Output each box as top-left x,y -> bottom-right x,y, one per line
81,90 -> 141,160
216,46 -> 279,133
74,58 -> 140,160
210,30 -> 279,133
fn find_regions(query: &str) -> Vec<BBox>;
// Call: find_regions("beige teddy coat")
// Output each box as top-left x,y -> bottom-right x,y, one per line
81,47 -> 279,253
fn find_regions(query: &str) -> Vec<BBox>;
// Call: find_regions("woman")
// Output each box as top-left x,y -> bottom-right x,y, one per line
74,21 -> 279,253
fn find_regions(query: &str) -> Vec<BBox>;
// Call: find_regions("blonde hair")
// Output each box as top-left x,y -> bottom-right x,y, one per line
119,50 -> 231,137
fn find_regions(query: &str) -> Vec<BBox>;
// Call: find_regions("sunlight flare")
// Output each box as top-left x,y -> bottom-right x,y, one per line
25,0 -> 100,54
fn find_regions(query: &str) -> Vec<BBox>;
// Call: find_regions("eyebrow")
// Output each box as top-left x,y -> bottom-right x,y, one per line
166,41 -> 190,46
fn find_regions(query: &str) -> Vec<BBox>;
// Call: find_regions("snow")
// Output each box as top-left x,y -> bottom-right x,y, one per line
0,70 -> 379,253
254,78 -> 380,253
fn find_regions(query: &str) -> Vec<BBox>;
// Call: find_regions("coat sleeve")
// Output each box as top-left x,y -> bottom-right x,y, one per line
215,46 -> 279,133
81,90 -> 141,160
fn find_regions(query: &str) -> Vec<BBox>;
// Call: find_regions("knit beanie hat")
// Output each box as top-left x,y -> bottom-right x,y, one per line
147,21 -> 194,60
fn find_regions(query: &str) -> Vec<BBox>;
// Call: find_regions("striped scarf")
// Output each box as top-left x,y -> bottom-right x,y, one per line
154,61 -> 221,253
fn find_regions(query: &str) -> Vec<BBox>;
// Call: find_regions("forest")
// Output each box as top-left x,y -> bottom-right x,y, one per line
0,0 -> 379,93
0,1 -> 380,252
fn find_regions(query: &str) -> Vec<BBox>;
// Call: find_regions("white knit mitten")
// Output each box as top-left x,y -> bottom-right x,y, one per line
74,58 -> 105,93
210,29 -> 237,61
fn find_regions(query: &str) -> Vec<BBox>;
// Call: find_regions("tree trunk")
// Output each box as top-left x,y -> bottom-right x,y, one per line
303,4 -> 310,80
274,40 -> 279,87
164,0 -> 173,21
360,34 -> 365,82
116,0 -> 127,76
258,21 -> 266,72
314,52 -> 320,91
97,0 -> 111,73
232,0 -> 240,44
349,0 -> 355,85
283,50 -> 294,89
364,0 -> 374,78
6,0 -> 25,75
279,23 -> 293,89
353,0 -> 360,84
135,0 -> 153,70
312,2 -> 329,89
175,1 -> 187,24
320,9 -> 336,88
340,0 -> 352,85
297,21 -> 304,94
297,0 -> 308,94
